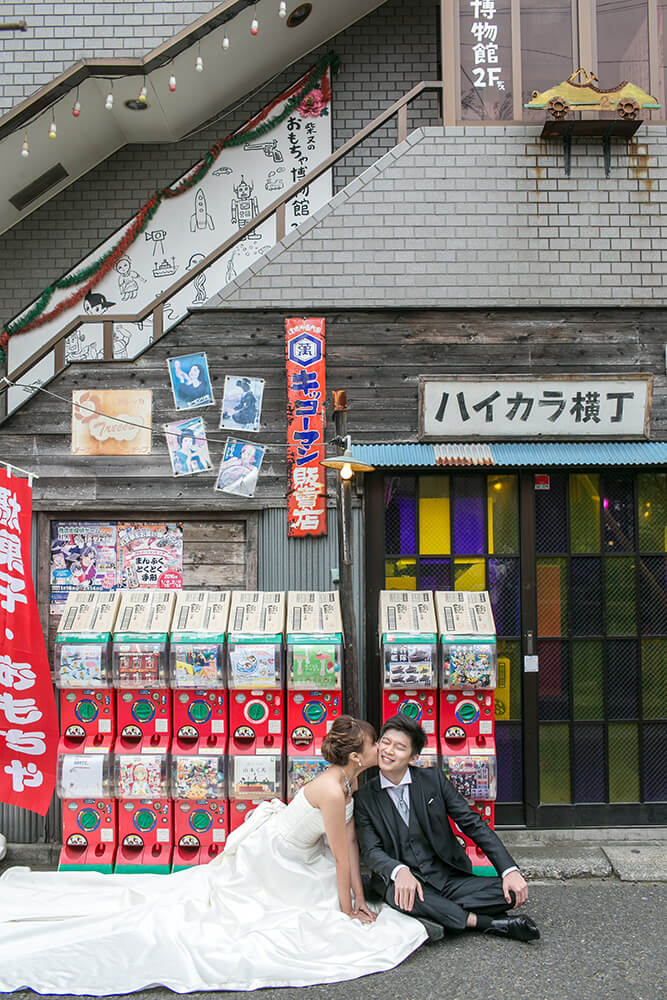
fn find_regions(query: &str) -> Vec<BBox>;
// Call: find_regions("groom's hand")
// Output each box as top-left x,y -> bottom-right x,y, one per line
394,868 -> 424,912
503,870 -> 528,908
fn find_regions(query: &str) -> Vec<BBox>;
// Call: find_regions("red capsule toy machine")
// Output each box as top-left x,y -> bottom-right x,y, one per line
170,591 -> 230,753
54,592 -> 121,752
436,590 -> 498,874
286,591 -> 343,757
228,753 -> 283,832
171,753 -> 227,870
227,591 -> 285,754
114,752 -> 173,872
112,590 -> 176,753
286,756 -> 329,801
379,590 -> 438,751
57,752 -> 116,872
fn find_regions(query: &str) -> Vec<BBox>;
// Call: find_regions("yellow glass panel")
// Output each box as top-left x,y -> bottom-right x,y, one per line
454,558 -> 486,590
384,558 -> 416,591
608,723 -> 640,802
419,476 -> 450,555
539,724 -> 571,803
637,473 -> 667,552
570,474 -> 601,553
487,475 -> 519,555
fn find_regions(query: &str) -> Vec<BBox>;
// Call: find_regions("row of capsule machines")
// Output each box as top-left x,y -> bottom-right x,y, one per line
379,589 -> 498,875
54,588 -> 344,874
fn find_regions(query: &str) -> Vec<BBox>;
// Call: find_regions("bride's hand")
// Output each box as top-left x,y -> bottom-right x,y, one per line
350,902 -> 377,924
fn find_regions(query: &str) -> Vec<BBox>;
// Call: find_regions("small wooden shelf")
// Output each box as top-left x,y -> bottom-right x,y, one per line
540,118 -> 643,176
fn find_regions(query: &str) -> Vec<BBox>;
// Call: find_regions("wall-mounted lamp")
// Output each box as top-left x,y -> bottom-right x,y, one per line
321,436 -> 374,479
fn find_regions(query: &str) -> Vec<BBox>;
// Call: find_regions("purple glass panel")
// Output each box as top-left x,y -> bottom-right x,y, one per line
496,724 -> 523,803
453,476 -> 485,554
488,558 -> 520,637
384,477 -> 417,555
573,724 -> 606,802
419,559 -> 451,592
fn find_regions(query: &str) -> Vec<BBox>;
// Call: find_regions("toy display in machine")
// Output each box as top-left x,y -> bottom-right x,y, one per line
57,752 -> 116,872
112,591 -> 176,752
170,591 -> 230,752
414,748 -> 439,768
286,592 -> 343,756
114,753 -> 172,872
228,753 -> 283,831
379,590 -> 438,751
442,752 -> 497,801
287,756 -> 330,801
435,591 -> 497,756
227,591 -> 285,754
54,592 -> 120,752
171,754 -> 227,870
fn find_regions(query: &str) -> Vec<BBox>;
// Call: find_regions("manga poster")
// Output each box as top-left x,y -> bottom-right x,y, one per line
50,522 -> 117,612
117,523 -> 184,590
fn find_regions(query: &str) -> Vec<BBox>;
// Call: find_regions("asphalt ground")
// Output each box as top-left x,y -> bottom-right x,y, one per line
4,879 -> 666,1000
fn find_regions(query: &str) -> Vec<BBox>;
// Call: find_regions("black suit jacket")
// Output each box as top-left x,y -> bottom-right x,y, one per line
354,766 -> 516,889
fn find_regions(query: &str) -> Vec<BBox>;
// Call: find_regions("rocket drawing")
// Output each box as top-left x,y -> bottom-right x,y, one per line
190,188 -> 215,232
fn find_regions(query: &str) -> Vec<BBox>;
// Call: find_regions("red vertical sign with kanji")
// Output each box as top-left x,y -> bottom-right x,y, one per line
0,470 -> 58,814
285,317 -> 327,537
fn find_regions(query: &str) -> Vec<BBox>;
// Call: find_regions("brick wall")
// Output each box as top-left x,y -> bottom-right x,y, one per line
0,0 -> 439,325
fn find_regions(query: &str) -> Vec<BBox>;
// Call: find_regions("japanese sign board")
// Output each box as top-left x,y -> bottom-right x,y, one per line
420,375 -> 652,439
287,591 -> 343,636
0,469 -> 59,815
228,591 -> 286,637
285,318 -> 327,536
435,591 -> 497,636
379,590 -> 438,637
171,591 -> 231,636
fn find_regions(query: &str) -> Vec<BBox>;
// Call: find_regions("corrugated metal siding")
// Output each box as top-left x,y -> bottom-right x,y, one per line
257,505 -> 367,717
352,444 -> 436,466
352,441 -> 667,467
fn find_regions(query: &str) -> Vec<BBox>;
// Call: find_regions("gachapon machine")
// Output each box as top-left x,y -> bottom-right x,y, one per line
57,752 -> 116,872
379,591 -> 438,751
112,591 -> 176,752
286,592 -> 343,756
170,591 -> 230,753
227,592 -> 285,754
171,753 -> 227,870
287,756 -> 330,801
228,753 -> 283,832
114,753 -> 173,872
54,592 -> 120,752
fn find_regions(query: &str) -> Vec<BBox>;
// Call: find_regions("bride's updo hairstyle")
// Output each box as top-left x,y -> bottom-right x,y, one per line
321,715 -> 377,766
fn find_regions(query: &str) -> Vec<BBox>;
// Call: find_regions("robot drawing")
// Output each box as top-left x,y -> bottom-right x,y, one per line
231,176 -> 261,238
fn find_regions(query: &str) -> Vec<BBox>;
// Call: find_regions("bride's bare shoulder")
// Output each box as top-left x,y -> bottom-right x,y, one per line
302,768 -> 344,809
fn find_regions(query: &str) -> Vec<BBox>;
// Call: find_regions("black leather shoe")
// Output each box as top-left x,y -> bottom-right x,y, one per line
486,915 -> 540,942
415,916 -> 445,942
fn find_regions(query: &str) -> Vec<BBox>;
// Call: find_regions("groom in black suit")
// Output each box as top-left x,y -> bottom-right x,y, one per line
355,716 -> 540,942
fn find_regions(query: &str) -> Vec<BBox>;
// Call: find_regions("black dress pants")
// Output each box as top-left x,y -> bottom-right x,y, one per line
384,869 -> 514,932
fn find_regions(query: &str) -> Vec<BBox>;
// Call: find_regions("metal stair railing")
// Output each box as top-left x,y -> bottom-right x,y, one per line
1,81 -> 443,421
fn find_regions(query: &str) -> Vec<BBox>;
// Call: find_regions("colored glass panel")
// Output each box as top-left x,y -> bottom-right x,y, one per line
605,557 -> 636,636
641,639 -> 667,719
539,723 -> 571,803
602,473 -> 635,552
638,556 -> 667,635
419,476 -> 451,555
607,640 -> 639,721
497,639 -> 521,720
536,473 -> 568,554
642,723 -> 667,802
570,474 -> 601,554
538,640 -> 569,721
384,558 -> 417,591
537,557 -> 568,636
488,557 -> 520,636
419,558 -> 451,592
453,476 -> 485,555
453,557 -> 486,591
496,723 -> 522,803
384,476 -> 416,555
487,475 -> 519,554
571,557 -> 603,636
572,640 -> 604,721
637,473 -> 667,552
573,724 -> 606,803
608,722 -> 640,802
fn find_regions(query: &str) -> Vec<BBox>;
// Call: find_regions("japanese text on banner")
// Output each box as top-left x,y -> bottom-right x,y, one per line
285,318 -> 327,537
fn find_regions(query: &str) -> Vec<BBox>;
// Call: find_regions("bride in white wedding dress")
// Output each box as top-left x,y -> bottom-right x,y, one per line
0,716 -> 427,995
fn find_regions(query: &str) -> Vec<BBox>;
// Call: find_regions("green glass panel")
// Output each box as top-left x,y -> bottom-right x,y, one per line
453,558 -> 486,590
641,639 -> 667,719
572,640 -> 604,721
537,557 -> 568,637
497,639 -> 521,721
570,474 -> 601,553
605,558 -> 636,636
608,722 -> 640,802
637,473 -> 667,552
539,723 -> 571,803
487,475 -> 519,555
419,476 -> 451,555
384,559 -> 416,590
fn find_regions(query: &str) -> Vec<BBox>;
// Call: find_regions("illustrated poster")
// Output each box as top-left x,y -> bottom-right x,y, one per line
220,376 -> 264,433
71,390 -> 152,456
117,523 -> 183,590
164,416 -> 212,477
50,521 -> 117,612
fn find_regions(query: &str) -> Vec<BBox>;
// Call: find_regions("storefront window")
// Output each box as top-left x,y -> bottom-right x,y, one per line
460,0 -> 514,120
521,0 -> 576,120
487,474 -> 519,553
596,0 -> 650,92
637,473 -> 667,552
419,476 -> 451,554
569,473 -> 601,553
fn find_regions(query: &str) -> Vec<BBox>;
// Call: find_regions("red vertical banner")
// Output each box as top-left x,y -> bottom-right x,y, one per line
285,317 -> 328,537
0,470 -> 58,814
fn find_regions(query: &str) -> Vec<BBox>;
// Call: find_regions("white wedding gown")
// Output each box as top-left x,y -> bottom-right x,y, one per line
0,790 -> 427,994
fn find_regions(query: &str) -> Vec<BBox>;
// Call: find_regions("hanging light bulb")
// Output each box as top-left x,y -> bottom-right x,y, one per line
222,28 -> 230,50
169,67 -> 177,92
139,79 -> 148,103
21,132 -> 30,158
195,43 -> 204,72
105,82 -> 114,110
279,1 -> 287,16
48,111 -> 57,139
251,4 -> 259,34
72,88 -> 81,117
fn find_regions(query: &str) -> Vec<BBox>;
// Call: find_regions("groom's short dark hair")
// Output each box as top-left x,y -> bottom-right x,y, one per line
380,716 -> 426,757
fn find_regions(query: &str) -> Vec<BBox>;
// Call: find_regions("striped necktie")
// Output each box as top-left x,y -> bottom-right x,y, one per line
395,785 -> 410,825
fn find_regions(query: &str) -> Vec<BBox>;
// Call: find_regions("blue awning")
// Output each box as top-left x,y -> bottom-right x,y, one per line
350,441 -> 667,467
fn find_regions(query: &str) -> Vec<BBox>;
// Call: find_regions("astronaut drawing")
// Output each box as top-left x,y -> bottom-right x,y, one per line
190,189 -> 215,232
231,176 -> 261,238
115,256 -> 146,301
